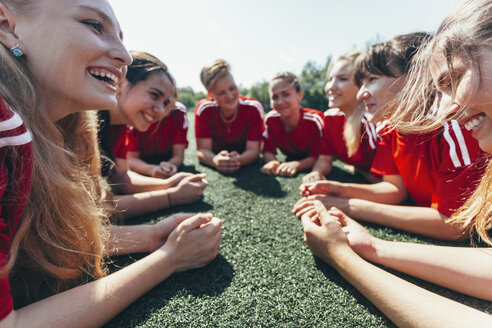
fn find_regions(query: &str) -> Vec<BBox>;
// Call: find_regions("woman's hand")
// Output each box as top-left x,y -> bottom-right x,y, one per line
168,174 -> 208,206
213,150 -> 241,173
275,161 -> 300,177
260,160 -> 280,175
299,180 -> 342,197
146,213 -> 195,252
300,201 -> 353,266
162,171 -> 193,187
162,213 -> 222,272
302,171 -> 324,184
293,194 -> 349,218
157,161 -> 178,177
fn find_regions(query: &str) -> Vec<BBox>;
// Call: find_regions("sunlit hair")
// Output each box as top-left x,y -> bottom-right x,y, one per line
389,0 -> 492,245
269,71 -> 302,93
327,53 -> 365,157
200,59 -> 232,91
127,50 -> 177,107
0,0 -> 110,303
354,32 -> 433,122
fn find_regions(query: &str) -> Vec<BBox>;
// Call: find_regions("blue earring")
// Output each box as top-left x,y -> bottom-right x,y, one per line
10,44 -> 23,57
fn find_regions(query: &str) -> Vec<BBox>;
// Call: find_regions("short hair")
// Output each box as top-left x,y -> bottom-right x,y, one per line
200,59 -> 231,91
269,72 -> 301,93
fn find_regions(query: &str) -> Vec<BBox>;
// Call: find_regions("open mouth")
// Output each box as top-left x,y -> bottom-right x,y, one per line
464,113 -> 486,131
142,112 -> 156,123
89,69 -> 118,87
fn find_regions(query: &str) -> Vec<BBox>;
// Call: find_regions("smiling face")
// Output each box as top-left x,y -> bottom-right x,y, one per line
430,47 -> 492,153
117,71 -> 175,132
356,73 -> 406,120
209,74 -> 239,114
269,79 -> 302,118
8,0 -> 131,120
325,60 -> 359,114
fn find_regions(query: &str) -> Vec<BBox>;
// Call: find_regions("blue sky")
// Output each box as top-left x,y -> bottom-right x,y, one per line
109,0 -> 461,92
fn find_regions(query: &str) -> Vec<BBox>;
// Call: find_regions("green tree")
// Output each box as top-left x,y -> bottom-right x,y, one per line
241,81 -> 271,112
177,86 -> 207,111
299,57 -> 331,111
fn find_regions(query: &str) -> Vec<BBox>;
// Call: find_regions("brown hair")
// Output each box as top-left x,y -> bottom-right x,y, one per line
269,71 -> 302,93
0,0 -> 110,303
200,59 -> 231,91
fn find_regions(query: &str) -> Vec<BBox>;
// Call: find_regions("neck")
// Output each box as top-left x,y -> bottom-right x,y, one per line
109,106 -> 128,125
340,103 -> 358,117
281,107 -> 301,132
220,105 -> 237,119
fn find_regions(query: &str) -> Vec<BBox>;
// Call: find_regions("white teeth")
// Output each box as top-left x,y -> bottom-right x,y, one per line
89,69 -> 119,84
143,112 -> 154,122
465,114 -> 485,131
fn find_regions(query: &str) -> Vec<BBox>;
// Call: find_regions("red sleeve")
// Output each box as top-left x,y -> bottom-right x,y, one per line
370,128 -> 399,176
262,116 -> 277,154
319,111 -> 343,156
307,111 -> 323,158
125,128 -> 139,153
173,110 -> 189,147
432,121 -> 485,217
246,101 -> 264,142
112,126 -> 130,159
0,164 -> 13,321
195,99 -> 213,139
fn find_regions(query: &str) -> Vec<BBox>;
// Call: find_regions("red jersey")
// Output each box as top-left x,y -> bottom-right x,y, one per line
110,125 -> 129,160
0,97 -> 33,320
371,121 -> 485,217
195,96 -> 264,153
320,108 -> 378,171
125,103 -> 189,163
262,107 -> 323,159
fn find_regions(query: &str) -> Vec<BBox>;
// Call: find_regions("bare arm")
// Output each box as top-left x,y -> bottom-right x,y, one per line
303,155 -> 333,183
127,151 -> 158,177
196,138 -> 217,168
1,215 -> 222,328
235,140 -> 261,166
167,144 -> 186,167
301,204 -> 492,328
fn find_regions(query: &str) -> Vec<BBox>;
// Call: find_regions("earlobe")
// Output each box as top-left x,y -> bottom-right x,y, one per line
0,5 -> 19,50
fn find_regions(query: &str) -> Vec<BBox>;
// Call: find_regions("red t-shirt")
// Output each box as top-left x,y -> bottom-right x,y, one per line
110,125 -> 131,160
195,96 -> 264,153
319,108 -> 378,171
262,107 -> 323,159
371,121 -> 485,217
125,103 -> 189,163
0,97 -> 33,320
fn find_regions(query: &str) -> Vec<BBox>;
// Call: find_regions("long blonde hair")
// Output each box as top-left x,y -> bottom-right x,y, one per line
0,0 -> 110,303
389,0 -> 492,245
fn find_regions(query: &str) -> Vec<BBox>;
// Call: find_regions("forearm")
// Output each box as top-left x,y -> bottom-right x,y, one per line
110,171 -> 173,194
332,250 -> 492,328
346,199 -> 465,240
311,155 -> 333,176
295,157 -> 316,172
337,181 -> 406,204
196,148 -> 217,168
4,249 -> 177,328
127,157 -> 157,177
367,239 -> 492,300
263,152 -> 277,163
168,154 -> 184,167
114,191 -> 171,219
106,225 -> 151,255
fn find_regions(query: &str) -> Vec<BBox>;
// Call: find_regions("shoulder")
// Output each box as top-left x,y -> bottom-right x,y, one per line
171,102 -> 187,118
0,98 -> 32,149
301,108 -> 324,132
323,108 -> 345,117
195,98 -> 217,117
238,96 -> 265,118
439,119 -> 478,168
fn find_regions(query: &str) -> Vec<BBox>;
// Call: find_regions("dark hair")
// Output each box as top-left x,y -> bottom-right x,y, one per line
354,32 -> 433,86
270,72 -> 302,93
126,51 -> 176,96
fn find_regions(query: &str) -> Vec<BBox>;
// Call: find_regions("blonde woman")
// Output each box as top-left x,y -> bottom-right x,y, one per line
0,1 -> 221,326
303,53 -> 378,183
301,0 -> 492,326
195,59 -> 264,173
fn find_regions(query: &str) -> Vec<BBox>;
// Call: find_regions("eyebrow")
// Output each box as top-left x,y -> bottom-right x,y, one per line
151,87 -> 164,97
79,5 -> 124,40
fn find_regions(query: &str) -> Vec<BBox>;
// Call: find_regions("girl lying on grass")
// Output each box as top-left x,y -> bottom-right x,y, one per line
294,32 -> 485,240
195,59 -> 265,173
301,1 -> 492,325
100,51 -> 208,219
260,72 -> 323,177
303,53 -> 378,184
0,1 -> 221,326
126,99 -> 189,179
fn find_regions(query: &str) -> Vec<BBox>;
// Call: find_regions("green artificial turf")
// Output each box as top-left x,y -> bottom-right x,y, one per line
105,113 -> 492,328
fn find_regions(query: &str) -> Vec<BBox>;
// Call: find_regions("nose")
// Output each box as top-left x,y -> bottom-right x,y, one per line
109,39 -> 132,68
356,86 -> 370,101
